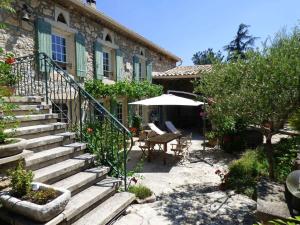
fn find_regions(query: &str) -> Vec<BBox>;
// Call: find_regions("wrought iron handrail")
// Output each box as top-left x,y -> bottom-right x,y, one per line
12,52 -> 133,189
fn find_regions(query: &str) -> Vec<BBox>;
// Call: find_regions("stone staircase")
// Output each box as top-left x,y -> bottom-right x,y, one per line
0,96 -> 135,225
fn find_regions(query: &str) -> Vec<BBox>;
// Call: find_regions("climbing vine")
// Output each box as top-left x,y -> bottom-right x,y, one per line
84,80 -> 163,100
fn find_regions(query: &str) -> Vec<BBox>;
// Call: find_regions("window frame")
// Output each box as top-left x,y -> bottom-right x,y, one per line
51,33 -> 67,69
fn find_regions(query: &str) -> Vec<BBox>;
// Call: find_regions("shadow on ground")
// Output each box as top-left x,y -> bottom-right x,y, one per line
157,183 -> 256,225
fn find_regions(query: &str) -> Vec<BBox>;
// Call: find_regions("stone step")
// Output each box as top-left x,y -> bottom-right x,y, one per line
73,192 -> 135,225
52,166 -> 110,195
3,96 -> 43,105
0,178 -> 121,225
33,153 -> 95,184
7,104 -> 51,115
4,122 -> 67,139
25,132 -> 75,152
11,114 -> 58,127
25,142 -> 87,170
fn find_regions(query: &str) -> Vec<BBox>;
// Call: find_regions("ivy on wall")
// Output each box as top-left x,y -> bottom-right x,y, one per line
84,80 -> 163,100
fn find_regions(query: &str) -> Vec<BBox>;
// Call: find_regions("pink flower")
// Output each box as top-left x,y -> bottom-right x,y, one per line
87,128 -> 93,134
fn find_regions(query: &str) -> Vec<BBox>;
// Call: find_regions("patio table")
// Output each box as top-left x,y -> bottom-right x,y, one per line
147,133 -> 181,164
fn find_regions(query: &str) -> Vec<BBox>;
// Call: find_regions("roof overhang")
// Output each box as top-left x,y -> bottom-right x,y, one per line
57,0 -> 181,62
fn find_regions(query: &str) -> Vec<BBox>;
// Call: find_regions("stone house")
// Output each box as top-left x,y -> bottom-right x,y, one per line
0,0 -> 180,126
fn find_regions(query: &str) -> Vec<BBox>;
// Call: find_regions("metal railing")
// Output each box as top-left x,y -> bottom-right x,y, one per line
12,53 -> 133,189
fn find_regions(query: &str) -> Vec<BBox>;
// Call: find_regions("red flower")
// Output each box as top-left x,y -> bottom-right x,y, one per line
87,127 -> 93,134
5,57 -> 15,65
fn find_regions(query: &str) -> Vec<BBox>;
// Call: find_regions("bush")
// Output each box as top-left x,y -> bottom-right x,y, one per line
225,149 -> 269,199
273,137 -> 299,183
22,188 -> 59,205
8,161 -> 34,198
128,185 -> 152,200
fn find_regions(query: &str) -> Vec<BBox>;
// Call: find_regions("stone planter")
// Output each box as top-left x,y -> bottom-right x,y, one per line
0,182 -> 71,222
136,193 -> 156,204
0,138 -> 26,158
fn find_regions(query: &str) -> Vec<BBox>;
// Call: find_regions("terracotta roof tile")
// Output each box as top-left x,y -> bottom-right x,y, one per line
153,65 -> 212,79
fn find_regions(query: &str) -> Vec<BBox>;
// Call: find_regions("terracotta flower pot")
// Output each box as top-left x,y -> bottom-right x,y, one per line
0,183 -> 71,222
0,138 -> 26,158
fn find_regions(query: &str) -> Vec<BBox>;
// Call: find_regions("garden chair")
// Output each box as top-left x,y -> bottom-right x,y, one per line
148,123 -> 166,135
170,138 -> 190,161
165,121 -> 192,145
138,131 -> 157,156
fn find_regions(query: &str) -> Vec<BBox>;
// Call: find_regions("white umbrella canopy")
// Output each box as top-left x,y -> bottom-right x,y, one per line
129,94 -> 204,106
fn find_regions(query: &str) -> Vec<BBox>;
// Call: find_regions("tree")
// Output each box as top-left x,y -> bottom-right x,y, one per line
224,23 -> 258,61
195,27 -> 300,179
192,48 -> 224,65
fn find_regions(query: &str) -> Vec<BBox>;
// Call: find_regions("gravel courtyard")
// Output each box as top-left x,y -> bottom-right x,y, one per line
114,138 -> 257,225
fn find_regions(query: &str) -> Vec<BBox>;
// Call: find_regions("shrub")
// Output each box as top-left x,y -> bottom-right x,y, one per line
273,137 -> 299,183
128,185 -> 152,200
225,149 -> 268,199
132,114 -> 142,131
22,188 -> 59,205
8,161 -> 34,198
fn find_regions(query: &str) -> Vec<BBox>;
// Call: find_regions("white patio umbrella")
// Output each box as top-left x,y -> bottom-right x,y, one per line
129,94 -> 204,106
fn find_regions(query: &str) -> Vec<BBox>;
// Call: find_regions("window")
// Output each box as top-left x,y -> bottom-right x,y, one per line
52,34 -> 67,69
117,103 -> 123,123
105,34 -> 112,43
138,62 -> 142,80
57,13 -> 67,24
103,51 -> 111,77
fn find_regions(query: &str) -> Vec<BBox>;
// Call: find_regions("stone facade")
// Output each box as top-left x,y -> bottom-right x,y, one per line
0,0 -> 178,81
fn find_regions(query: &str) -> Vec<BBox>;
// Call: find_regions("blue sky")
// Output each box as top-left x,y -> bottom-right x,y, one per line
97,1 -> 300,65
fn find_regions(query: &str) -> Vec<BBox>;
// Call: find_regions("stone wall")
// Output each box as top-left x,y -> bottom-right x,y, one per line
0,0 -> 177,80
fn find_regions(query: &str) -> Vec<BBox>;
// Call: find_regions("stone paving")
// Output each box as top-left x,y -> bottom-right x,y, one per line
114,138 -> 257,225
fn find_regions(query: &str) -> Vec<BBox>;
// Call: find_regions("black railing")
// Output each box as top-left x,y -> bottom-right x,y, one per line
12,53 -> 133,189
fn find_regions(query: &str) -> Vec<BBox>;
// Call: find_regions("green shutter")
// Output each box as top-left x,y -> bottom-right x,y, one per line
116,49 -> 123,81
128,103 -> 134,127
35,18 -> 52,72
133,56 -> 140,82
75,32 -> 87,77
146,61 -> 153,83
94,41 -> 103,80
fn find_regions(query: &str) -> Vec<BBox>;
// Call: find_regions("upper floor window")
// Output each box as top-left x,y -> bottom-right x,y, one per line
57,13 -> 67,24
103,51 -> 111,77
52,34 -> 67,69
105,34 -> 112,43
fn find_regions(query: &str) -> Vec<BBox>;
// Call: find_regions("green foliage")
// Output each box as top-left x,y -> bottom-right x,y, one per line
0,97 -> 19,144
195,26 -> 300,177
8,161 -> 34,198
225,149 -> 269,198
254,216 -> 300,225
273,137 -> 299,183
132,114 -> 142,131
192,48 -> 224,65
289,108 -> 300,132
22,188 -> 59,205
224,23 -> 258,61
85,80 -> 163,100
82,121 -> 127,176
128,185 -> 152,200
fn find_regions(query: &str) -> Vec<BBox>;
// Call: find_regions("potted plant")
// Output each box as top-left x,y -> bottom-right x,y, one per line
0,162 -> 71,222
132,114 -> 142,136
0,97 -> 25,158
206,131 -> 218,147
